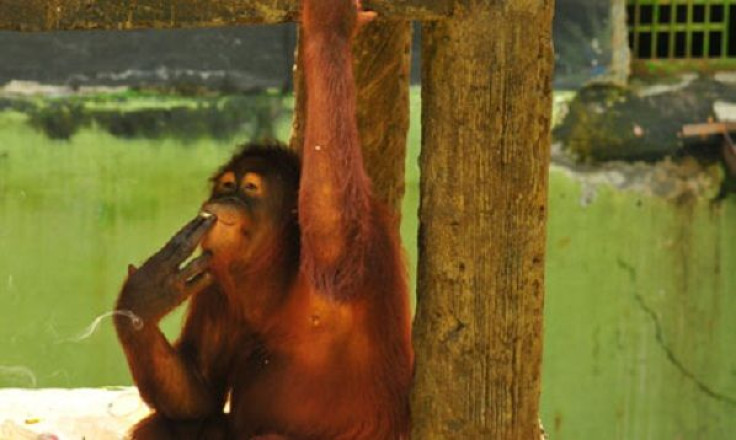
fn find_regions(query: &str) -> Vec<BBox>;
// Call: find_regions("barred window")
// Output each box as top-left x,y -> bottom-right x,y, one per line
627,1 -> 736,67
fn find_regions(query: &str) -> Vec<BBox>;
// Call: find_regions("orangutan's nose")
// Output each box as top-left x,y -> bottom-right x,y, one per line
201,202 -> 241,227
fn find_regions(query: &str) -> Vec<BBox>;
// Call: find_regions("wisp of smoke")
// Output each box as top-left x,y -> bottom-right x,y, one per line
61,310 -> 144,343
0,365 -> 38,387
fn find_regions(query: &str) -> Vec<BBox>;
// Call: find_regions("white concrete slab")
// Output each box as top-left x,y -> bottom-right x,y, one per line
0,388 -> 147,440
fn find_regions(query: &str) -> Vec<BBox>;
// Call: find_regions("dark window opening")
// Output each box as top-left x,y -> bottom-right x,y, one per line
627,5 -> 636,26
730,5 -> 736,56
640,5 -> 654,24
659,5 -> 672,24
711,32 -> 724,57
692,32 -> 705,57
711,5 -> 725,23
693,5 -> 706,23
675,32 -> 688,58
656,32 -> 670,58
639,32 -> 653,59
676,5 -> 689,23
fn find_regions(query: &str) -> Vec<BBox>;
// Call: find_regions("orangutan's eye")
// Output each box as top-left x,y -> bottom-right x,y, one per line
217,172 -> 237,193
241,173 -> 264,197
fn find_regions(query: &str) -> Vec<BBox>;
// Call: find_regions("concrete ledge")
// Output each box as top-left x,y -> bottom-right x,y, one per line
0,388 -> 147,440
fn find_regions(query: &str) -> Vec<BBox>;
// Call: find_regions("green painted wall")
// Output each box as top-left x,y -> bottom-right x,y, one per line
542,167 -> 736,439
0,91 -> 734,437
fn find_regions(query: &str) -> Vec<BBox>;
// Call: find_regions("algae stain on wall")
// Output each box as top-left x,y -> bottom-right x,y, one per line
541,165 -> 736,439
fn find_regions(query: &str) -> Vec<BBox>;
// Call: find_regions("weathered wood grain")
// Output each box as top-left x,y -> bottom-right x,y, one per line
411,0 -> 555,438
0,0 -> 450,32
352,19 -> 412,213
290,18 -> 411,214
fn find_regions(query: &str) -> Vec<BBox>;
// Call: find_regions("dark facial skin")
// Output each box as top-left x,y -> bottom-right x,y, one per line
200,153 -> 300,278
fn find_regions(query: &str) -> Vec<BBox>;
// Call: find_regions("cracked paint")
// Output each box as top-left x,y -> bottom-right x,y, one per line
541,165 -> 736,439
618,259 -> 736,408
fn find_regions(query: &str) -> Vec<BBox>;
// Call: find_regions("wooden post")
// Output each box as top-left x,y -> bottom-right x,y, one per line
411,1 -> 555,438
352,20 -> 412,212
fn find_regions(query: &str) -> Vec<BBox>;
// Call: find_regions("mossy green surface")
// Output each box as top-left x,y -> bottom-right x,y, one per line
555,78 -> 736,163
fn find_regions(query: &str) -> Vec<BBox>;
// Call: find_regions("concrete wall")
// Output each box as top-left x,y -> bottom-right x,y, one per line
542,159 -> 736,438
0,24 -> 423,90
0,26 -> 298,91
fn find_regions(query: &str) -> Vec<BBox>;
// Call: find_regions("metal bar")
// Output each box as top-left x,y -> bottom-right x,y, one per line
637,23 -> 725,31
726,0 -> 733,56
670,2 -> 677,58
633,1 -> 641,58
632,0 -> 711,3
687,0 -> 694,57
653,1 -> 660,58
705,0 -> 712,56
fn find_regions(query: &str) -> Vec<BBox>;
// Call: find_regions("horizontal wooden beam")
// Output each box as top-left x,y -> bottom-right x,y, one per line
0,0 -> 452,32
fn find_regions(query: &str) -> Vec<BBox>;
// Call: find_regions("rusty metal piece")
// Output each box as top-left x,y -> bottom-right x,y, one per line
681,122 -> 736,137
682,121 -> 736,175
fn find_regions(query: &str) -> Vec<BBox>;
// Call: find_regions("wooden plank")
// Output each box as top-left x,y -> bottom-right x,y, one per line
411,0 -> 554,438
0,0 -> 451,32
